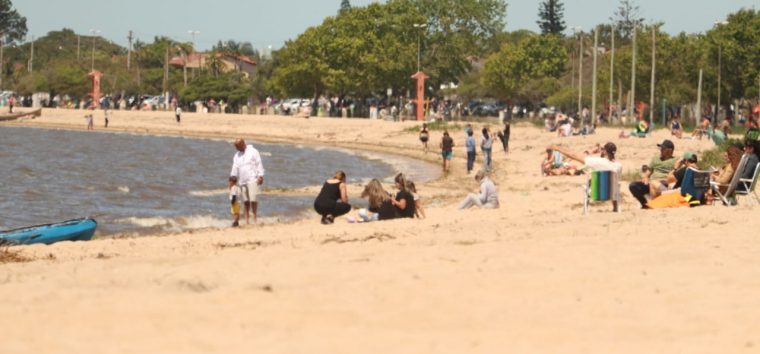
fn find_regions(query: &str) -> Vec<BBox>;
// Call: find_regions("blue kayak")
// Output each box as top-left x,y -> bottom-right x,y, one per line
0,218 -> 97,245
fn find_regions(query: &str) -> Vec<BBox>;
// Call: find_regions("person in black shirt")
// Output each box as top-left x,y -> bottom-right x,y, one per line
390,173 -> 415,218
313,170 -> 351,224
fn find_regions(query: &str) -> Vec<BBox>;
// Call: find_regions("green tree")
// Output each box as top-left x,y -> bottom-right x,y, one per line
482,34 -> 567,102
340,0 -> 351,13
0,0 -> 27,43
537,0 -> 566,36
611,0 -> 644,41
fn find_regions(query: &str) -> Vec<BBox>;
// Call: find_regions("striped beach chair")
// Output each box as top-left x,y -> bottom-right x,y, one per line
736,162 -> 760,205
584,170 -> 618,215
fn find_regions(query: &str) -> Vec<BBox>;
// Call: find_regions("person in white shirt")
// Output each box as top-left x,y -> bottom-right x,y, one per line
230,138 -> 266,224
549,142 -> 622,212
175,106 -> 182,123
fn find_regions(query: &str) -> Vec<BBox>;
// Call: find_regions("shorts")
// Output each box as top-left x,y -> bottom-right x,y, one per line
420,136 -> 429,143
230,202 -> 241,215
239,183 -> 260,203
442,151 -> 453,160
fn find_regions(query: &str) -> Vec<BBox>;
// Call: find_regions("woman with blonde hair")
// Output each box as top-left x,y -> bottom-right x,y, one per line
313,170 -> 351,224
356,179 -> 394,222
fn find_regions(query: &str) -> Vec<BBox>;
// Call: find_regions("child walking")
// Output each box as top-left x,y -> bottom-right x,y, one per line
229,176 -> 241,227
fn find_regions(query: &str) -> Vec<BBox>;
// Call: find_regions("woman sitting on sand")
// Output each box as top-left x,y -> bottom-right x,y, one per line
619,118 -> 649,138
313,170 -> 351,224
355,179 -> 395,222
391,173 -> 415,218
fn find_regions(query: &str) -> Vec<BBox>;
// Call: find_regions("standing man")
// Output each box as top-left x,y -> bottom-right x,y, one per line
230,138 -> 265,224
175,105 -> 182,124
8,94 -> 16,113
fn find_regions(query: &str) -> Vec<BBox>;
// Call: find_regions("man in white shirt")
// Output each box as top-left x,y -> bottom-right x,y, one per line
231,139 -> 266,224
550,142 -> 622,212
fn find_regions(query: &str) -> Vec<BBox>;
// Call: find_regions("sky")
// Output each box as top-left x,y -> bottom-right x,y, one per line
15,0 -> 759,51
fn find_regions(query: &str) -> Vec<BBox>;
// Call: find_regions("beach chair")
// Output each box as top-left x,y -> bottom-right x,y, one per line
583,170 -> 619,215
710,154 -> 749,206
736,162 -> 760,205
679,167 -> 712,206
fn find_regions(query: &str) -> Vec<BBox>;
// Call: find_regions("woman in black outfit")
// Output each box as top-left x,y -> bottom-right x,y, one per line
314,170 -> 351,224
497,121 -> 510,154
390,173 -> 415,218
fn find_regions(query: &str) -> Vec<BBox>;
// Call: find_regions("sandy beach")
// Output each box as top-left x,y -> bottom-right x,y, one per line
2,109 -> 759,353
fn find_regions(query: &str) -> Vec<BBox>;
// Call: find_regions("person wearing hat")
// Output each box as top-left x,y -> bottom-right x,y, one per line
629,139 -> 680,208
549,142 -> 622,212
458,169 -> 499,210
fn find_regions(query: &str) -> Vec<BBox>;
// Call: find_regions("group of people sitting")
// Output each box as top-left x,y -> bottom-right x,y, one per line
313,171 -> 420,224
545,113 -> 595,137
629,139 -> 759,208
313,168 -> 502,224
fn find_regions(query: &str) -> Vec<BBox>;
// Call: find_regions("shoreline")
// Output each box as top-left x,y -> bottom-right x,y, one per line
2,115 -> 444,237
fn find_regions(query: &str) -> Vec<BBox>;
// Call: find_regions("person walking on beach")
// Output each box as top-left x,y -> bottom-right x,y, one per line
440,130 -> 454,173
497,122 -> 510,154
175,105 -> 182,123
465,128 -> 476,174
86,114 -> 94,130
481,127 -> 494,172
419,123 -> 430,153
230,138 -> 266,224
8,94 -> 16,113
104,109 -> 109,128
314,170 -> 351,224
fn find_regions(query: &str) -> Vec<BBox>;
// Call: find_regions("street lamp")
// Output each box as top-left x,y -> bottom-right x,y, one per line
188,30 -> 200,74
714,20 -> 728,123
90,29 -> 101,71
413,23 -> 427,73
571,26 -> 583,116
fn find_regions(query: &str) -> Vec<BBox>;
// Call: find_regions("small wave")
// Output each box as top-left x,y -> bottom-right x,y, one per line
189,188 -> 228,197
261,152 -> 273,157
115,215 -> 231,232
117,186 -> 130,193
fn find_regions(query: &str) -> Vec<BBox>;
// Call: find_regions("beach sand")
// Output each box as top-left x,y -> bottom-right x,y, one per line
2,109 -> 759,353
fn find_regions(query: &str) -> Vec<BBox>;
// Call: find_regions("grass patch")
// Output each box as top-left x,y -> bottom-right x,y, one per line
403,120 -> 462,133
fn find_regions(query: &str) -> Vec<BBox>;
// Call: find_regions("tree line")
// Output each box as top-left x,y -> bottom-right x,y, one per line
1,0 -> 759,118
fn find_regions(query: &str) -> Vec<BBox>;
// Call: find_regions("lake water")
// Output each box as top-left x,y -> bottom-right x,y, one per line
0,126 -> 439,236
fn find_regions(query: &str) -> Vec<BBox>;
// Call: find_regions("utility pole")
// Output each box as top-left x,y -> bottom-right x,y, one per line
717,44 -> 722,123
163,45 -> 169,97
188,30 -> 200,74
629,25 -> 637,122
0,34 -> 4,90
77,35 -> 81,60
649,25 -> 656,124
127,30 -> 133,70
591,27 -> 599,126
578,31 -> 583,115
90,29 -> 101,71
29,36 -> 34,73
609,25 -> 615,121
697,69 -> 703,125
